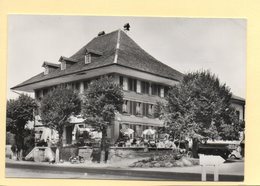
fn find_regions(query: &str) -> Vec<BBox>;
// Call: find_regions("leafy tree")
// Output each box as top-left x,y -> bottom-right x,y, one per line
6,94 -> 37,160
164,70 -> 241,157
39,85 -> 81,157
81,76 -> 124,155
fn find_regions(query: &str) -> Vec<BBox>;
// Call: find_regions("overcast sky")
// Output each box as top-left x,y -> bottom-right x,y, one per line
7,15 -> 246,99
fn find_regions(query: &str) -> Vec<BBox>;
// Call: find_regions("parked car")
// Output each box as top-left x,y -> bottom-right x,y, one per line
229,145 -> 242,159
198,143 -> 232,160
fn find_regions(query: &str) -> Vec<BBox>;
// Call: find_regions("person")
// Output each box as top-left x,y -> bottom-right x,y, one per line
170,139 -> 177,150
156,139 -> 165,149
165,138 -> 172,148
149,139 -> 156,148
131,138 -> 137,146
125,140 -> 131,147
139,137 -> 145,147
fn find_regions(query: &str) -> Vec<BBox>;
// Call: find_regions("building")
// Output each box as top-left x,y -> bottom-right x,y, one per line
231,95 -> 245,122
11,29 -> 245,145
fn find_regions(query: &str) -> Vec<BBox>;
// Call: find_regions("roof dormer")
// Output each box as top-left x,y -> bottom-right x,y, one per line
59,56 -> 78,70
42,61 -> 60,75
84,49 -> 103,64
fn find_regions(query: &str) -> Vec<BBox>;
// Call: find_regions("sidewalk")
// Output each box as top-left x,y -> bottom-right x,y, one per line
6,158 -> 244,176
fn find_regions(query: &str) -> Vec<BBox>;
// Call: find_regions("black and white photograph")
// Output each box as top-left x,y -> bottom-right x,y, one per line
6,15 -> 246,181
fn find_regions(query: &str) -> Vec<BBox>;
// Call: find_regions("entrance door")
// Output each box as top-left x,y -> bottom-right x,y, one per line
66,125 -> 73,144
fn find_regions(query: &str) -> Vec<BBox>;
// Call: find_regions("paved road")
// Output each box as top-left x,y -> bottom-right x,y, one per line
5,161 -> 244,181
6,167 -> 158,180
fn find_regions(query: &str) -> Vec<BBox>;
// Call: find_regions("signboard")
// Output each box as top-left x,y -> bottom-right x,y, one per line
199,154 -> 225,166
199,154 -> 225,181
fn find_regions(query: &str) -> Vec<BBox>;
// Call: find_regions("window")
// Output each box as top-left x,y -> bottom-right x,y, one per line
164,86 -> 169,97
129,101 -> 136,115
35,89 -> 43,100
44,67 -> 49,75
136,102 -> 142,115
142,103 -> 149,117
136,125 -> 142,137
73,82 -> 80,91
61,61 -> 66,70
128,78 -> 137,92
236,110 -> 240,120
42,88 -> 48,96
84,80 -> 90,90
120,76 -> 128,90
148,104 -> 153,116
152,83 -> 161,96
122,100 -> 128,113
85,53 -> 91,64
141,81 -> 150,94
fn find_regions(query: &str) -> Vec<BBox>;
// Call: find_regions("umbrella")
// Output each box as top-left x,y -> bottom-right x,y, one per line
142,128 -> 156,135
120,128 -> 134,135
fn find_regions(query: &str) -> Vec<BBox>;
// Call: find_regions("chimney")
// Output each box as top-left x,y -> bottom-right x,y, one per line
98,31 -> 105,36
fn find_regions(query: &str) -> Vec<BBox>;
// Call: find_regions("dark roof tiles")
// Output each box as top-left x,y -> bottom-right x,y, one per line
12,29 -> 183,90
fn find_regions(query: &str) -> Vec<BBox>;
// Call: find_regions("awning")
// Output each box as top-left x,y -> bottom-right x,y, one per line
120,128 -> 134,135
142,128 -> 156,135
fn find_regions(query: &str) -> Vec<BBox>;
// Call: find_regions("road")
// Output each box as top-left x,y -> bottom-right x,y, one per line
5,160 -> 244,181
6,167 -> 157,180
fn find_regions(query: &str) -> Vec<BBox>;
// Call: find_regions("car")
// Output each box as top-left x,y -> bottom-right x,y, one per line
198,143 -> 231,160
229,146 -> 242,159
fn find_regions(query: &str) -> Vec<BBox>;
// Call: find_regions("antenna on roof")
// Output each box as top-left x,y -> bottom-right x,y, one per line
123,23 -> 130,33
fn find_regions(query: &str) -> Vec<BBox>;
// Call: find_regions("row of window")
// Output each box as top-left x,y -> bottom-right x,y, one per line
35,80 -> 92,100
35,75 -> 169,100
121,100 -> 156,117
119,76 -> 168,97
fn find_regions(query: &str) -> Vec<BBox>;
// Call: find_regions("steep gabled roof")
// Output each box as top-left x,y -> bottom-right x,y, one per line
117,30 -> 183,81
12,29 -> 183,90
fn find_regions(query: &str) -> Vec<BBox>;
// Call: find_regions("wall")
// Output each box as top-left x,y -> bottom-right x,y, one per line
231,102 -> 245,120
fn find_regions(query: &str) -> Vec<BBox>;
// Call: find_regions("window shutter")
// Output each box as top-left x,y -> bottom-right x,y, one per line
129,101 -> 133,114
133,101 -> 136,115
146,104 -> 149,116
134,79 -> 137,92
127,100 -> 130,114
119,76 -> 123,86
142,103 -> 146,116
123,77 -> 128,90
136,80 -> 141,93
160,87 -> 164,97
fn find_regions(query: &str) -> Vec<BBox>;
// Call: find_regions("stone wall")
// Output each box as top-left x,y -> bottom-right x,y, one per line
60,146 -> 78,161
60,146 -> 173,162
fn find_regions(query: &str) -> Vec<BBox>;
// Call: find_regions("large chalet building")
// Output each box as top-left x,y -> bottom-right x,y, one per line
11,29 -> 245,145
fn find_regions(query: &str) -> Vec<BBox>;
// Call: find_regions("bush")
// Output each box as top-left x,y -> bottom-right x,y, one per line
129,152 -> 197,168
23,129 -> 35,157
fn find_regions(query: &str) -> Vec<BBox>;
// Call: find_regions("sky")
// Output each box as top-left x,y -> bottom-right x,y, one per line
7,15 -> 246,99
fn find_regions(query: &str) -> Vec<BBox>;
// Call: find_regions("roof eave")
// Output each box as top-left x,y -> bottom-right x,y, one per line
11,63 -> 181,92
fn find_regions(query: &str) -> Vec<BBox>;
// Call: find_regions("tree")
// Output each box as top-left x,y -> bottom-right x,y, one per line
164,70 -> 241,157
6,94 -> 37,160
39,85 -> 81,160
81,76 -> 124,159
